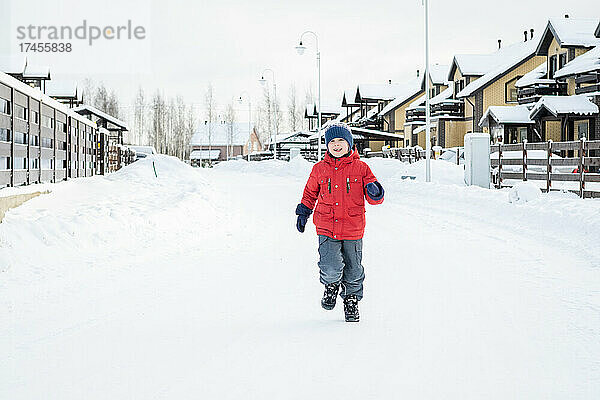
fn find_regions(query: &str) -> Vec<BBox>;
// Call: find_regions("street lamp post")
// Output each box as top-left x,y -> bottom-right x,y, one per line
238,91 -> 252,161
424,0 -> 432,182
295,31 -> 322,160
259,69 -> 278,160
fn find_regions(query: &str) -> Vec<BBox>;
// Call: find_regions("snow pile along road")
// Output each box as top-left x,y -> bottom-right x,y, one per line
2,154 -> 599,399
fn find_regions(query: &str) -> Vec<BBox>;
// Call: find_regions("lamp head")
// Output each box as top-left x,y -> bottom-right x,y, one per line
295,41 -> 306,55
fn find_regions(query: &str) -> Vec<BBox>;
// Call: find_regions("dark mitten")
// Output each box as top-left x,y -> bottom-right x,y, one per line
295,203 -> 313,233
365,181 -> 384,201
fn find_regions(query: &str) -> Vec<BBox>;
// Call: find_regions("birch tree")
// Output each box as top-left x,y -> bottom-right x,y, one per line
205,84 -> 216,166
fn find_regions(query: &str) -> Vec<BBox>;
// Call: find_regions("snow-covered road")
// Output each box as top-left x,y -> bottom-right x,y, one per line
2,155 -> 599,399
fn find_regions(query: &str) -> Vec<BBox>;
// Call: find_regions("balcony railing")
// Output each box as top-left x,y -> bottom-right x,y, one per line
431,99 -> 464,118
517,82 -> 567,104
575,72 -> 600,95
406,107 -> 426,124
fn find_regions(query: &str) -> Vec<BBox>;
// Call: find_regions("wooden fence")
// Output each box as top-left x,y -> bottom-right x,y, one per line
366,147 -> 427,163
491,139 -> 600,199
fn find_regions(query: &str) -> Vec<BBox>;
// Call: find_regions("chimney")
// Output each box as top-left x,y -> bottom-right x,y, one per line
524,30 -> 528,42
565,14 -> 569,18
530,28 -> 534,40
416,69 -> 420,77
498,39 -> 502,49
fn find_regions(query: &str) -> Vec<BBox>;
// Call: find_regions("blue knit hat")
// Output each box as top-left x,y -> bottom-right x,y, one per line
325,123 -> 353,148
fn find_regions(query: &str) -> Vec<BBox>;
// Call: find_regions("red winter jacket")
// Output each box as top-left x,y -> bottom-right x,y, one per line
300,150 -> 384,240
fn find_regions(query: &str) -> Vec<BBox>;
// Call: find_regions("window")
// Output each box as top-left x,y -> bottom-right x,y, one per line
61,160 -> 67,169
0,98 -> 10,115
0,157 -> 10,170
577,121 -> 588,139
454,79 -> 465,98
31,110 -> 39,125
29,158 -> 39,169
42,115 -> 54,129
14,104 -> 28,121
0,128 -> 11,142
505,76 -> 522,103
14,131 -> 28,145
559,52 -> 567,69
41,137 -> 54,149
29,135 -> 39,146
14,157 -> 27,169
60,141 -> 67,150
41,158 -> 54,170
57,121 -> 66,133
548,55 -> 557,79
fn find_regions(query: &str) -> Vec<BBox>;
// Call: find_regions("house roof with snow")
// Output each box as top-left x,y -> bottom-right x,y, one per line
376,78 -> 423,117
456,39 -> 540,98
479,105 -> 534,127
0,56 -> 50,79
305,103 -> 342,118
529,95 -> 599,119
429,86 -> 454,105
341,88 -> 359,107
423,64 -> 450,86
515,62 -> 549,88
73,104 -> 129,131
356,80 -> 421,103
191,122 -> 253,146
536,17 -> 600,55
46,80 -> 81,99
554,46 -> 600,78
0,70 -> 95,127
413,123 -> 436,135
449,39 -> 542,82
190,149 -> 221,160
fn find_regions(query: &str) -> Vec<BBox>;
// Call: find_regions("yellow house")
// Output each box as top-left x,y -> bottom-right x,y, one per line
527,16 -> 600,143
451,35 -> 545,147
376,77 -> 423,147
403,64 -> 450,148
484,17 -> 600,144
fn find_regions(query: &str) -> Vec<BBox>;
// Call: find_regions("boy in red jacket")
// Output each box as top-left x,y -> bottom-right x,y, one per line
295,123 -> 384,322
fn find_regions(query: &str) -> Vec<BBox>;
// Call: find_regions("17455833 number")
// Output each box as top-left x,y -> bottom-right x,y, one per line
19,42 -> 72,52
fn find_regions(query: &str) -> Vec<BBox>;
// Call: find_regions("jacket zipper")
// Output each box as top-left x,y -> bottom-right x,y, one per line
328,178 -> 331,193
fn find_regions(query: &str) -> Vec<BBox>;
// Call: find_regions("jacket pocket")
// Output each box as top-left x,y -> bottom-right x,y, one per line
318,177 -> 334,205
347,206 -> 364,217
348,175 -> 365,206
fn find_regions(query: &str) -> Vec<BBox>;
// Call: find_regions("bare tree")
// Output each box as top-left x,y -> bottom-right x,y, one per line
205,84 -> 216,166
184,105 -> 196,160
81,78 -> 96,105
224,101 -> 238,160
257,86 -> 273,147
288,84 -> 300,132
133,86 -> 145,145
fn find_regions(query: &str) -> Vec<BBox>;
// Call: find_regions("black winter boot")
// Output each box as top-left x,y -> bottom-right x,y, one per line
321,282 -> 340,310
343,295 -> 359,322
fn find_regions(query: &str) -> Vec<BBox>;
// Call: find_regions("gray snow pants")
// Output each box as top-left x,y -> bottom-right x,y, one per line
317,234 -> 365,300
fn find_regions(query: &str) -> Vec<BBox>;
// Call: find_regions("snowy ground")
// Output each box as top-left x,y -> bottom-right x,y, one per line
1,155 -> 599,399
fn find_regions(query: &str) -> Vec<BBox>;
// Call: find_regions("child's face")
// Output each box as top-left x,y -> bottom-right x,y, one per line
328,138 -> 350,157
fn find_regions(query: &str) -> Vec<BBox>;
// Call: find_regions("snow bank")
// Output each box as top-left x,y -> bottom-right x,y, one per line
108,154 -> 207,185
508,182 -> 542,204
213,155 -> 313,180
0,155 -> 211,272
364,157 -> 465,186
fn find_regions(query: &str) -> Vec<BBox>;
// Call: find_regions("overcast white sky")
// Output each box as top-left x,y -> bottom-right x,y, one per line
2,0 -> 599,120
